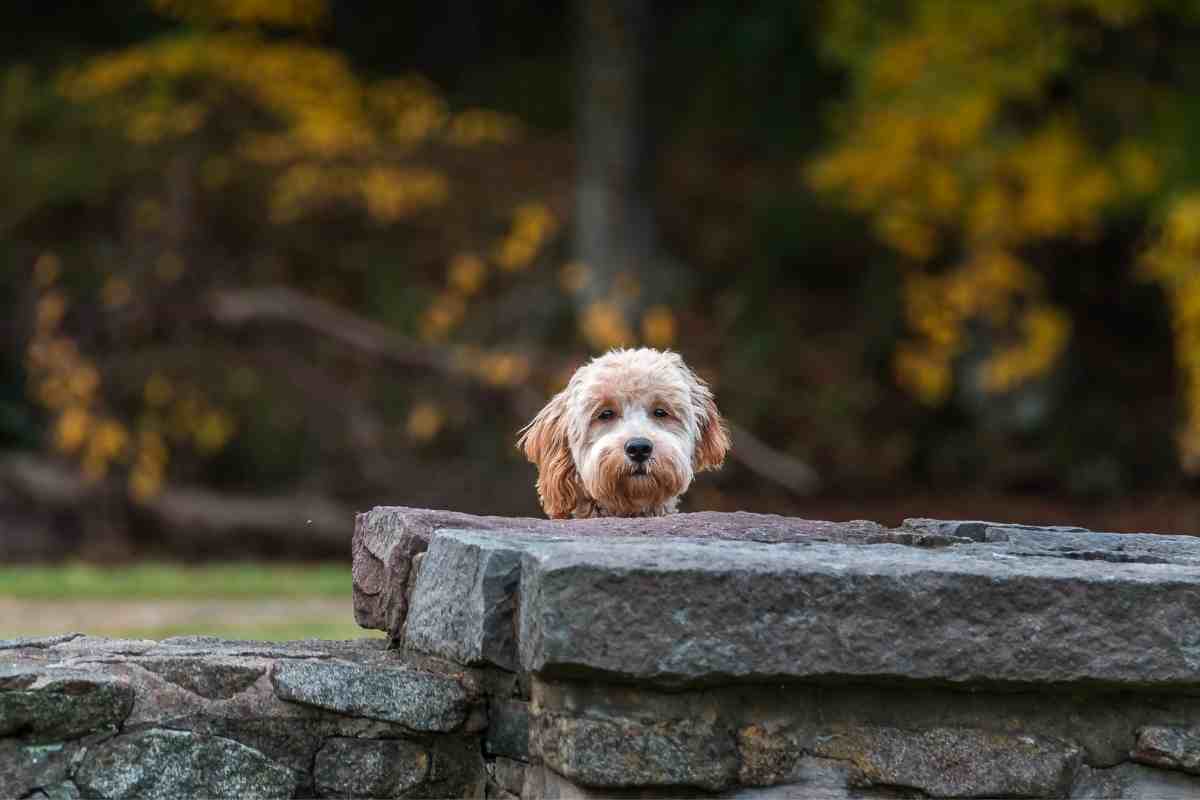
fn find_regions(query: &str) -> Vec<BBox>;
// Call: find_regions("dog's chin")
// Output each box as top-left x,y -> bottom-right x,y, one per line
583,452 -> 689,516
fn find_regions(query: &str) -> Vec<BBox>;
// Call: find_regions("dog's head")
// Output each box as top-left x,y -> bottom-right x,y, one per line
518,348 -> 729,518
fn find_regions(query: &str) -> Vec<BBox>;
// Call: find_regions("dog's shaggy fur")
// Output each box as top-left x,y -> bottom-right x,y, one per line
518,348 -> 729,518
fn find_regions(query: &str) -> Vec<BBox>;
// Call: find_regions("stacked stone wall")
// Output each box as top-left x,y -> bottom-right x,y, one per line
7,509 -> 1200,798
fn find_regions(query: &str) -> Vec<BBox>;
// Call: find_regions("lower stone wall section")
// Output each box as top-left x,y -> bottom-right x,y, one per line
12,633 -> 1200,799
521,677 -> 1200,799
0,634 -> 503,800
13,510 -> 1200,798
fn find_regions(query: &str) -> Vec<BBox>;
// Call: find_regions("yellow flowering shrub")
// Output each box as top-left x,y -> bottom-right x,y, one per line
811,0 -> 1167,426
25,254 -> 234,499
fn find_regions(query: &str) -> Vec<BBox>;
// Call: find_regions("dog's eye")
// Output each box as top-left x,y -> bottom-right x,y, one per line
597,409 -> 615,421
653,408 -> 669,418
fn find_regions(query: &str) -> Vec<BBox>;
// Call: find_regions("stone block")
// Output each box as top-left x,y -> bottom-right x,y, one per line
1133,725 -> 1200,773
0,668 -> 133,742
485,698 -> 530,760
270,659 -> 470,732
313,737 -> 429,798
813,725 -> 1081,798
512,533 -> 1200,689
533,709 -> 739,791
904,518 -> 1200,565
404,530 -> 524,670
133,657 -> 265,700
1072,763 -> 1200,799
0,740 -> 75,798
353,506 -> 893,640
74,729 -> 298,800
725,758 -> 862,799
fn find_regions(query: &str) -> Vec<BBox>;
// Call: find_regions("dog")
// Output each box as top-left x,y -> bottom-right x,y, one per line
518,348 -> 729,518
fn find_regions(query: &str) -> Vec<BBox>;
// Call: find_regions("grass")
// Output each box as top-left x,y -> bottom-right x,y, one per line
0,562 -> 383,641
0,561 -> 352,600
83,622 -> 380,641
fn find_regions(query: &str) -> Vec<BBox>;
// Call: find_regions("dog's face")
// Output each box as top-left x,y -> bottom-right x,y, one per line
518,348 -> 729,518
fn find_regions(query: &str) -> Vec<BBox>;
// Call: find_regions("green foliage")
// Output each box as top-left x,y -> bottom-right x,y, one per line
0,562 -> 351,599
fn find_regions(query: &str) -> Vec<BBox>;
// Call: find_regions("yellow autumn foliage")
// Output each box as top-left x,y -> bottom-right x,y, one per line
812,0 -> 1168,435
60,29 -> 520,229
24,251 -> 239,497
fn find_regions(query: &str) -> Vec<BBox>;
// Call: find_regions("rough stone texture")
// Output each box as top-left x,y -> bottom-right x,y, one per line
26,781 -> 81,800
512,532 -> 1200,688
814,725 -> 1082,798
405,530 -> 524,670
0,739 -> 77,798
134,656 -> 265,699
726,757 -> 906,800
21,511 -> 1200,799
737,723 -> 825,787
491,757 -> 526,795
74,729 -> 298,799
486,698 -> 530,761
902,517 -> 1200,565
353,506 -> 893,640
520,763 -> 706,800
534,709 -> 739,791
0,636 -> 485,800
0,668 -> 133,742
270,659 -> 471,732
1133,725 -> 1200,773
313,737 -> 430,797
0,634 -> 82,651
1072,763 -> 1200,799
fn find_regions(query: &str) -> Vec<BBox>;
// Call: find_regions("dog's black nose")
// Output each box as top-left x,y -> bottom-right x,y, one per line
625,437 -> 653,463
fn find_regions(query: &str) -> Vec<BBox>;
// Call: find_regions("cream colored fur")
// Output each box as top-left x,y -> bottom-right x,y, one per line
518,348 -> 730,519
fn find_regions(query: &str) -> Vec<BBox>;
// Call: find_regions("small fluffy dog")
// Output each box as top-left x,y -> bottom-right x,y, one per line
518,348 -> 729,518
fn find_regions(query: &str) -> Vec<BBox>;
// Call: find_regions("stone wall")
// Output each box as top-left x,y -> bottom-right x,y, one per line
8,509 -> 1200,798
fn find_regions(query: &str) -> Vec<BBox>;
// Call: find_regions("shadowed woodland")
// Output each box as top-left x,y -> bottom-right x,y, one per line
6,0 -> 1200,562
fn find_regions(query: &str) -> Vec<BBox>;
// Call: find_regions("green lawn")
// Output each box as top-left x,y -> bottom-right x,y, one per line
0,562 -> 352,599
0,562 -> 383,641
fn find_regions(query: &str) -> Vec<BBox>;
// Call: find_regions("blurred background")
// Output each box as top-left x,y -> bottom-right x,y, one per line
5,0 -> 1200,637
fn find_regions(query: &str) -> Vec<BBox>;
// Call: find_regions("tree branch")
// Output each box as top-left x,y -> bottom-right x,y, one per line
210,286 -> 451,372
726,422 -> 822,496
0,454 -> 354,555
208,285 -> 823,496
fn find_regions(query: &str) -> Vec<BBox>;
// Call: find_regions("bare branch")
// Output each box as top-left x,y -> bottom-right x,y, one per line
210,286 -> 450,372
726,422 -> 823,496
0,454 -> 353,554
208,285 -> 823,496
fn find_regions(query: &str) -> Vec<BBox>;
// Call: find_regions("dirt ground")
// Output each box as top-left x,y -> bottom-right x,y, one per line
0,596 -> 377,641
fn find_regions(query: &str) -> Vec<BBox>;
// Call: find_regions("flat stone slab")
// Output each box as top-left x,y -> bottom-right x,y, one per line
353,506 -> 894,640
903,518 -> 1200,565
813,725 -> 1081,797
270,660 -> 472,732
0,668 -> 133,742
428,528 -> 1200,689
75,729 -> 298,800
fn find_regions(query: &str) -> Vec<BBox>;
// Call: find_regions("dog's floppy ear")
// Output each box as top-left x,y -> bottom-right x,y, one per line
689,371 -> 730,472
517,390 -> 579,519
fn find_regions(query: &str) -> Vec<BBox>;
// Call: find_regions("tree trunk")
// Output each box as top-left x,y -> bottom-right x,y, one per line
573,0 -> 662,315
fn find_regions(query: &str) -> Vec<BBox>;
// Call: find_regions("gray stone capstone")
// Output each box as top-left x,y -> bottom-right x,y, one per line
511,533 -> 1200,688
404,529 -> 524,670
